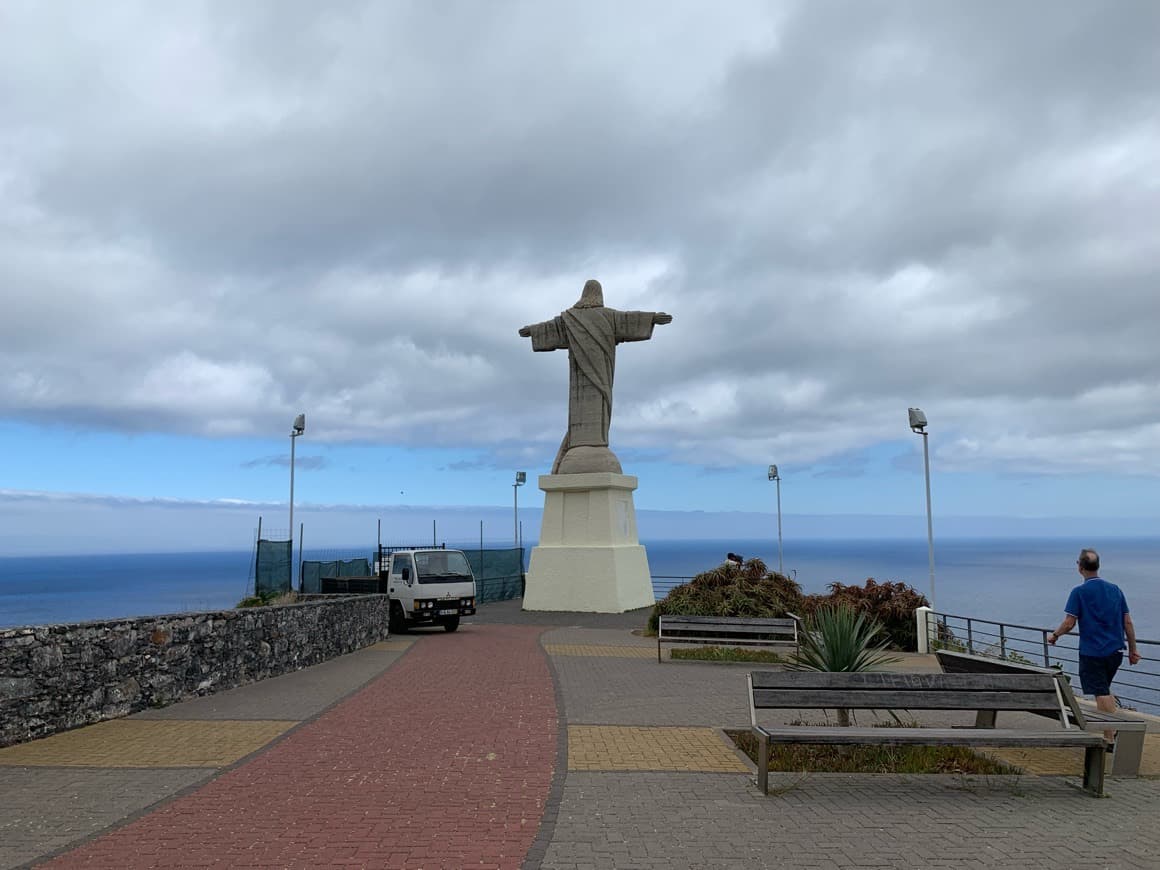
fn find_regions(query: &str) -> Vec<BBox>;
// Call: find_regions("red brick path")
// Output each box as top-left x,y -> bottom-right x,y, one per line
48,625 -> 558,869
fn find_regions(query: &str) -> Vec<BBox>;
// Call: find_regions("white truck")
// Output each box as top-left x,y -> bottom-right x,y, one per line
381,547 -> 477,633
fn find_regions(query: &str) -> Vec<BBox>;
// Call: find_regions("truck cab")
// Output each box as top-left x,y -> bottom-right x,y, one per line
385,548 -> 477,633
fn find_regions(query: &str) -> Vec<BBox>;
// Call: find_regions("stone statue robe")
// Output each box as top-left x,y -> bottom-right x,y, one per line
526,306 -> 659,473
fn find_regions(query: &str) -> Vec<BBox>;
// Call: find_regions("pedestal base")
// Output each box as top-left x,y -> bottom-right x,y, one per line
523,472 -> 655,613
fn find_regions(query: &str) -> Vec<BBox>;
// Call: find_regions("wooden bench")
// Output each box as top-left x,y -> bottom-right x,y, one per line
747,671 -> 1107,796
936,649 -> 1149,777
656,615 -> 799,663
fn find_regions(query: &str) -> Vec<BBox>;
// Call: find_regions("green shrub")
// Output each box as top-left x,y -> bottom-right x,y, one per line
788,604 -> 902,726
648,558 -> 804,632
801,579 -> 928,650
789,604 -> 902,675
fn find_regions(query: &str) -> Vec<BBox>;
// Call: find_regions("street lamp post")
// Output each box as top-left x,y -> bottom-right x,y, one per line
908,408 -> 935,608
289,413 -> 305,589
513,471 -> 526,549
767,464 -> 783,576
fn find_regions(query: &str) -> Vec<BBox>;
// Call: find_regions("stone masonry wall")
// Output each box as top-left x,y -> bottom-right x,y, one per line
0,594 -> 390,748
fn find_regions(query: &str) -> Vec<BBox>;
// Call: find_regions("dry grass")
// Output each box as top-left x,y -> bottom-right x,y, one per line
670,646 -> 787,663
726,728 -> 1022,775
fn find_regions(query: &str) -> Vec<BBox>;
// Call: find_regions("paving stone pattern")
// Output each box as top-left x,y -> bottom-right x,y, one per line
551,654 -> 753,727
544,644 -> 656,659
43,625 -> 557,869
7,609 -> 1160,870
0,719 -> 295,768
133,645 -> 406,721
539,771 -> 1160,870
0,767 -> 213,870
568,725 -> 747,772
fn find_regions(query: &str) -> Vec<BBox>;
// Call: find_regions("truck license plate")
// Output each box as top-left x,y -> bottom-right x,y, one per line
438,608 -> 458,616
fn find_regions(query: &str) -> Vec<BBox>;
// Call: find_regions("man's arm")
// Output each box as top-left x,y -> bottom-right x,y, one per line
1047,614 -> 1077,645
1125,613 -> 1141,665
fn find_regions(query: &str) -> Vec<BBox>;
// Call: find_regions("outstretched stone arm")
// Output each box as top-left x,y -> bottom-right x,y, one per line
519,317 -> 569,351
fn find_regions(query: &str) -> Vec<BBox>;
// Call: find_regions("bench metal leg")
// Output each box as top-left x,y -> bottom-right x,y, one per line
756,729 -> 769,795
974,710 -> 997,728
1082,745 -> 1106,797
1109,729 -> 1145,777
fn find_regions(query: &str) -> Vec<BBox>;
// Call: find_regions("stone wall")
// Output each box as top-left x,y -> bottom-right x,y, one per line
0,594 -> 390,748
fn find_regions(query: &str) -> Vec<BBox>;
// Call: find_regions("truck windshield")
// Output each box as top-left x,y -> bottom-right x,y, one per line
414,551 -> 473,583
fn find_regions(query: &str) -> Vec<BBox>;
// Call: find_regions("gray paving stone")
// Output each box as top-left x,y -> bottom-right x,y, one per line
0,766 -> 213,869
551,654 -> 757,726
471,598 -> 651,630
134,646 -> 404,721
537,771 -> 1160,870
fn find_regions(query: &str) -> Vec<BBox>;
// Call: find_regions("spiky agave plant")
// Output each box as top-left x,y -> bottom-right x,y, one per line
789,604 -> 903,725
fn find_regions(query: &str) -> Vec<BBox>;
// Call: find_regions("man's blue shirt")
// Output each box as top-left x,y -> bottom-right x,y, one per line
1065,577 -> 1129,657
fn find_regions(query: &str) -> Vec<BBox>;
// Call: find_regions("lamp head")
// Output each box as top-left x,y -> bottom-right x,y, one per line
292,413 -> 306,434
515,471 -> 526,486
908,407 -> 927,432
768,464 -> 779,481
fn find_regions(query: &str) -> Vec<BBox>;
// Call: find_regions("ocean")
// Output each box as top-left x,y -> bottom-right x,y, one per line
1,537 -> 1157,639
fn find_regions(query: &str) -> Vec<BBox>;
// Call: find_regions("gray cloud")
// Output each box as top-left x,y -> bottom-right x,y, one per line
2,1 -> 1159,474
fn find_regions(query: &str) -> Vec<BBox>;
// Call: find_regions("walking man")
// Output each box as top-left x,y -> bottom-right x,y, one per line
1048,548 -> 1142,736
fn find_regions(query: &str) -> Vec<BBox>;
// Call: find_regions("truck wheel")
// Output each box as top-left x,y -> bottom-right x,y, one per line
442,616 -> 460,633
389,602 -> 408,634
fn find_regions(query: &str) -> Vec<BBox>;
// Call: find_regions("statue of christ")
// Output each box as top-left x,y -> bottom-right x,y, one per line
519,279 -> 672,475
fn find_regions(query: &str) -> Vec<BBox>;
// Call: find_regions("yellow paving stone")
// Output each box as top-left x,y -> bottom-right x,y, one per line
985,735 -> 1160,777
0,719 -> 296,768
568,725 -> 749,772
544,644 -> 655,659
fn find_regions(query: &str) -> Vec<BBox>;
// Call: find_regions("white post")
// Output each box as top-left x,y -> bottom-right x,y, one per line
921,429 -> 935,609
915,606 -> 933,654
288,430 -> 296,590
288,413 -> 305,593
775,475 -> 783,576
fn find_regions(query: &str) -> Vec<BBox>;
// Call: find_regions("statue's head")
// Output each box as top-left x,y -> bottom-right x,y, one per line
574,279 -> 604,309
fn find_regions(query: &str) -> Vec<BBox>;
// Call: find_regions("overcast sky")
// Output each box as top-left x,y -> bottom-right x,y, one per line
2,1 -> 1158,553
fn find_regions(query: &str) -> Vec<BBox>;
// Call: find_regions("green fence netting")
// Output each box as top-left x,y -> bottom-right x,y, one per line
300,558 -> 372,594
464,548 -> 524,604
255,539 -> 291,597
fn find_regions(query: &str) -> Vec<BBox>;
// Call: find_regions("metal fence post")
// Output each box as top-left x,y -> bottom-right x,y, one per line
967,619 -> 974,654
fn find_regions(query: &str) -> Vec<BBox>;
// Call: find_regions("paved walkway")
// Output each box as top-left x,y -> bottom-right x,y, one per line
2,600 -> 1159,869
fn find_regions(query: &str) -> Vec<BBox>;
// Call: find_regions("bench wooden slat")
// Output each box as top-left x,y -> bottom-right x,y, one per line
663,634 -> 797,645
935,650 -> 1056,675
751,671 -> 1056,692
754,726 -> 1104,748
752,688 -> 1061,711
934,647 -> 1148,778
747,670 -> 1107,797
661,616 -> 796,627
663,626 -> 796,636
657,615 -> 799,662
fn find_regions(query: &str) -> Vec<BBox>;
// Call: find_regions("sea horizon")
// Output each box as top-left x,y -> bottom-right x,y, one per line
2,535 -> 1157,638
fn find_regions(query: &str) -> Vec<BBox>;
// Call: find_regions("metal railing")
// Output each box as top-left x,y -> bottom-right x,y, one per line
651,575 -> 694,598
922,609 -> 1160,715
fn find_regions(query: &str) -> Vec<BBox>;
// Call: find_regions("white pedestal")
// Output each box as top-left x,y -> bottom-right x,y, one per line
523,472 -> 655,613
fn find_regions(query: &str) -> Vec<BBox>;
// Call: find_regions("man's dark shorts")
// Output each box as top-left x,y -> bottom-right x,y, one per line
1078,652 -> 1124,696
